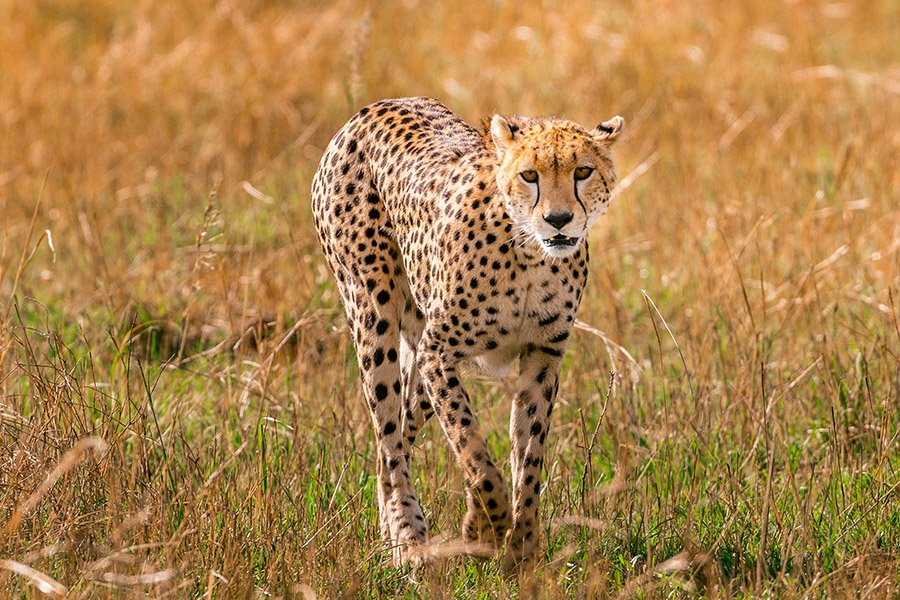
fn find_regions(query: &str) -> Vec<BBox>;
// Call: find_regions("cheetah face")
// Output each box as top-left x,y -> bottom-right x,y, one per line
491,114 -> 624,258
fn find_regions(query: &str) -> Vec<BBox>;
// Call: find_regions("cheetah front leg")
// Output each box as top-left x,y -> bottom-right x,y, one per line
416,333 -> 511,554
501,346 -> 563,574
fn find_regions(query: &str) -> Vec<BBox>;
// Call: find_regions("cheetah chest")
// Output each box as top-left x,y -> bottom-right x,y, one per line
472,270 -> 580,376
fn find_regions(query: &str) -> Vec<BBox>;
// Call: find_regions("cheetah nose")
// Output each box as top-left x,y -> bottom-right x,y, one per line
543,211 -> 574,230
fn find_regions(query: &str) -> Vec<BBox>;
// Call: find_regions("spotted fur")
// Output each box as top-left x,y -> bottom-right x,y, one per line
311,97 -> 623,572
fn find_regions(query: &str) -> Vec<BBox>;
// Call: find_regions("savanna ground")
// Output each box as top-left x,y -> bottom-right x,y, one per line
1,0 -> 898,597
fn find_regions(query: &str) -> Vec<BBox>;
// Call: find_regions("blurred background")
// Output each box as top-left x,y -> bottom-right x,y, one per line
0,0 -> 898,597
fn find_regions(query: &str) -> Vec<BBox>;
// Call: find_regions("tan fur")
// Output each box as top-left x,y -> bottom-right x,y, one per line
311,97 -> 623,573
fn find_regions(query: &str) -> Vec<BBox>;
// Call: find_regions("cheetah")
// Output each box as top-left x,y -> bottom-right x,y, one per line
311,97 -> 623,573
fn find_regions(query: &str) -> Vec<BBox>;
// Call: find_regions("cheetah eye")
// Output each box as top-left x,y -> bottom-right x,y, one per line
574,166 -> 593,181
519,170 -> 539,184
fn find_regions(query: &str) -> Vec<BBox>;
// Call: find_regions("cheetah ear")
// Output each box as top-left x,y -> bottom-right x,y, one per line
490,115 -> 515,159
593,115 -> 625,144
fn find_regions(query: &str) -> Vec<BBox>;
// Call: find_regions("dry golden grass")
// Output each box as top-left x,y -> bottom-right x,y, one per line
1,0 -> 898,597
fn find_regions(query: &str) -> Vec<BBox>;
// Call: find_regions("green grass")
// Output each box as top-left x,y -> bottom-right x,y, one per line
2,0 -> 899,596
2,181 -> 897,596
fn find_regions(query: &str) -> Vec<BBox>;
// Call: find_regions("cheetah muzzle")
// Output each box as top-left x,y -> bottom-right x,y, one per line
545,233 -> 579,249
311,96 -> 624,575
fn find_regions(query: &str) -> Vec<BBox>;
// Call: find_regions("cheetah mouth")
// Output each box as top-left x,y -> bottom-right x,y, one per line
543,234 -> 579,248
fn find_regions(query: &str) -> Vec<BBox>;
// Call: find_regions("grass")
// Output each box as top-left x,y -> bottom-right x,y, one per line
1,0 -> 899,597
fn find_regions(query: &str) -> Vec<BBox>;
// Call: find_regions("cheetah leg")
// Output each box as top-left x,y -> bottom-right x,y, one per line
417,333 -> 511,554
501,347 -> 562,574
354,306 -> 428,565
329,273 -> 427,566
311,152 -> 427,564
399,303 -> 433,455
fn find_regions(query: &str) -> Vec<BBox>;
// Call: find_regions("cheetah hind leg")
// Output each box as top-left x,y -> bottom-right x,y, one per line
336,282 -> 428,566
390,307 -> 435,567
361,328 -> 428,567
399,302 -> 432,459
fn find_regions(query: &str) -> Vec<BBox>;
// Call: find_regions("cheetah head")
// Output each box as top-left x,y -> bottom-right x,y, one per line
491,113 -> 624,258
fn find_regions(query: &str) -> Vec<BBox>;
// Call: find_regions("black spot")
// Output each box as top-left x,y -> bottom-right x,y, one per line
482,480 -> 494,492
530,422 -> 542,436
373,348 -> 385,366
539,313 -> 560,326
550,330 -> 570,343
376,319 -> 389,335
383,421 -> 397,436
376,290 -> 391,304
375,384 -> 388,400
